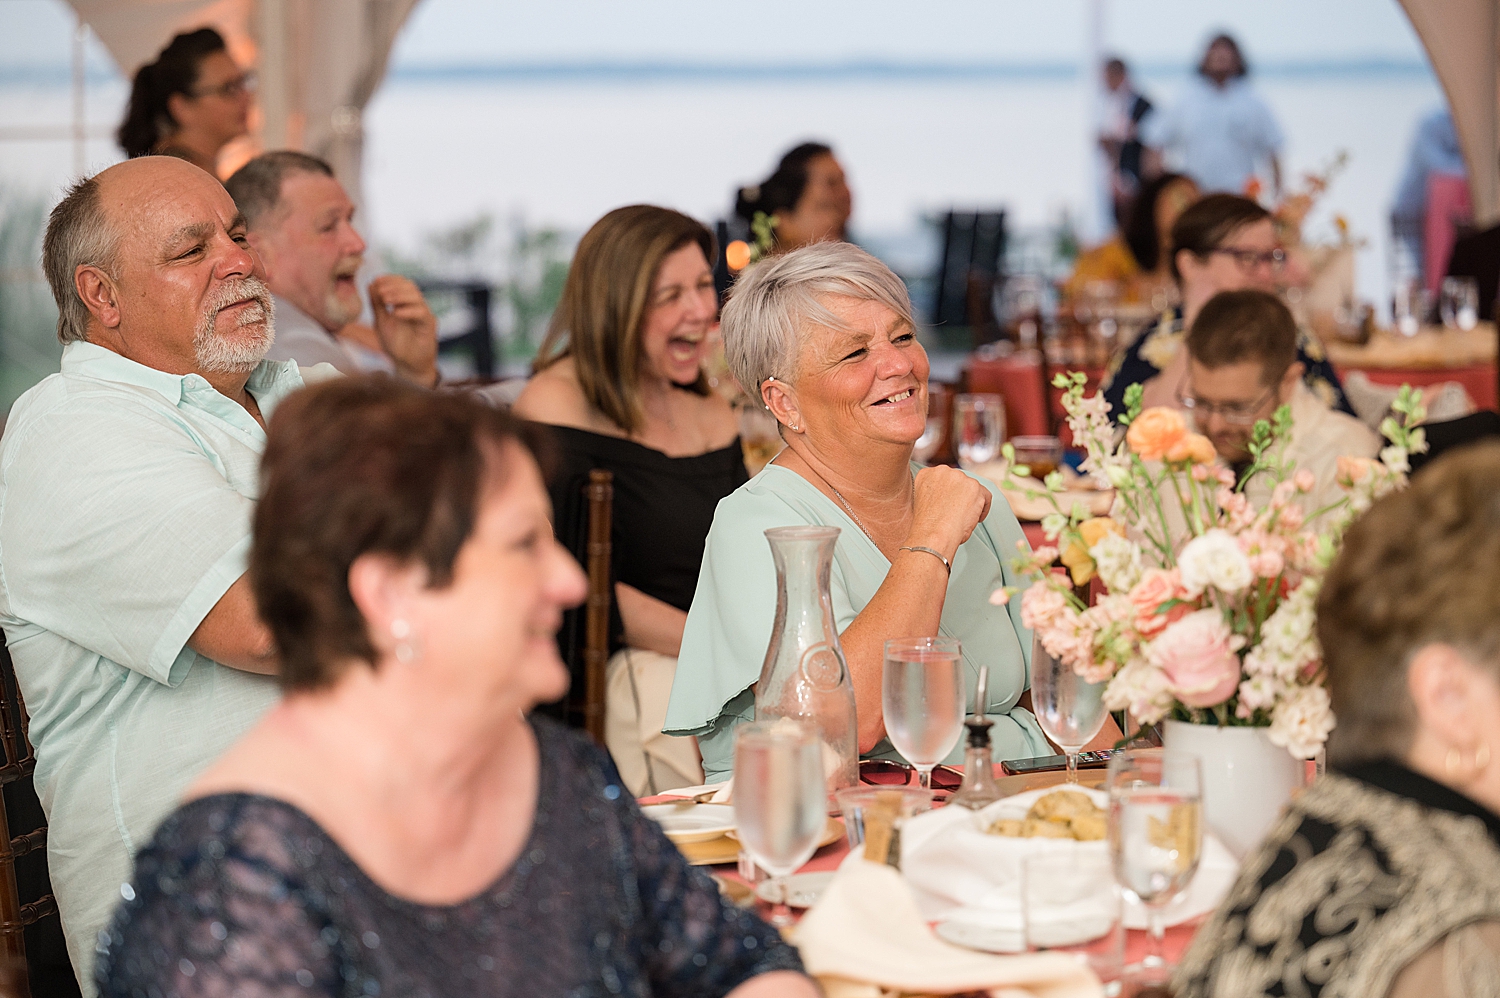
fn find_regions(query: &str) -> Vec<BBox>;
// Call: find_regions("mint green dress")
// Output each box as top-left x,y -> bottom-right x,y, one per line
663,464 -> 1048,782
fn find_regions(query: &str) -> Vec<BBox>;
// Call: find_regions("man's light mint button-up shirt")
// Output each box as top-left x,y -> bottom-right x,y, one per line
0,341 -> 303,994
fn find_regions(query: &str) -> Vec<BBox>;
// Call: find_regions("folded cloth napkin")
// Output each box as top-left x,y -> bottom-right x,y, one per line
655,779 -> 732,803
793,853 -> 1102,998
900,787 -> 1238,929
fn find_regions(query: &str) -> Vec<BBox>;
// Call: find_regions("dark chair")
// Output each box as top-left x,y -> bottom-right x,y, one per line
581,470 -> 614,743
0,636 -> 65,998
930,211 -> 1008,346
418,280 -> 497,379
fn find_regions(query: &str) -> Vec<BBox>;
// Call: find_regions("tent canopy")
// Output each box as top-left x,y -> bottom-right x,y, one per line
64,0 -> 421,204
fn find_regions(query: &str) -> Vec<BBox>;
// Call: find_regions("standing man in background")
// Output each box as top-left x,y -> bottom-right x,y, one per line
1143,34 -> 1284,199
1098,56 -> 1153,228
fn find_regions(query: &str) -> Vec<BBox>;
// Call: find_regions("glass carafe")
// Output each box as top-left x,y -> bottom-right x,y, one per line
755,526 -> 859,790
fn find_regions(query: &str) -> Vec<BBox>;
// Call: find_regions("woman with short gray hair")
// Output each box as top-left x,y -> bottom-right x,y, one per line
664,242 -> 1051,780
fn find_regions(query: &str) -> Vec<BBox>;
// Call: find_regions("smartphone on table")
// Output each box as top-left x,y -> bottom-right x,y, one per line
1000,749 -> 1116,776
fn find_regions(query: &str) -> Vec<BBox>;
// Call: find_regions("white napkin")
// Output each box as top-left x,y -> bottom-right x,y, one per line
794,853 -> 1103,998
901,787 -> 1239,930
656,779 -> 733,803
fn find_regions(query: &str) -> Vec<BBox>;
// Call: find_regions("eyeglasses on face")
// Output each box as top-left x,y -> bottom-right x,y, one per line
1208,246 -> 1286,273
192,71 -> 256,100
1176,377 -> 1277,426
858,758 -> 964,792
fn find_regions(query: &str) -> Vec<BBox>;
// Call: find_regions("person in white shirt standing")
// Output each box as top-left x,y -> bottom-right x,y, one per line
225,150 -> 440,385
1143,34 -> 1284,198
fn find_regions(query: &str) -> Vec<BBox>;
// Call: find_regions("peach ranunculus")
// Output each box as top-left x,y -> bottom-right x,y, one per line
1125,407 -> 1188,462
1128,567 -> 1193,637
1336,455 -> 1379,489
1078,517 -> 1125,548
1164,432 -> 1216,465
1148,609 -> 1245,708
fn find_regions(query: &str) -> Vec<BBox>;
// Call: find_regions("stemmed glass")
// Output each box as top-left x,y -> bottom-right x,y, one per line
732,720 -> 827,927
882,638 -> 967,794
1106,749 -> 1204,987
952,394 -> 1005,468
1030,638 -> 1109,783
1441,276 -> 1480,331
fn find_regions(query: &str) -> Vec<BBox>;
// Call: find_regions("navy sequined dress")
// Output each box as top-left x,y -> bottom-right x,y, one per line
96,717 -> 802,997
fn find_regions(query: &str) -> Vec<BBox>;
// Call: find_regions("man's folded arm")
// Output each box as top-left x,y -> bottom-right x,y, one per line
187,574 -> 278,675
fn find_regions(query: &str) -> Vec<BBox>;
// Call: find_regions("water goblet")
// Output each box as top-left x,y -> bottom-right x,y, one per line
1106,749 -> 1203,988
953,394 -> 1005,468
1030,638 -> 1109,783
732,720 -> 828,927
1441,276 -> 1480,331
882,638 -> 966,795
913,384 -> 949,465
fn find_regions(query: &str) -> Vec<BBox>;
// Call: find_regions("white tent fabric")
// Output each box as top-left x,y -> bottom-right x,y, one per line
63,0 -> 421,205
1399,0 -> 1500,226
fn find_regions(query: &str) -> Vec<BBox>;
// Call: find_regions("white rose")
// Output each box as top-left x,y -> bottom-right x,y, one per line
1090,532 -> 1143,594
1267,684 -> 1336,759
1177,528 -> 1254,596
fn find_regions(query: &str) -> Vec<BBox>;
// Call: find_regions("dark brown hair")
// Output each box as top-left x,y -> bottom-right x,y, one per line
1123,172 -> 1193,273
252,376 -> 535,691
735,141 -> 836,227
1317,442 -> 1500,766
118,28 -> 227,158
531,205 -> 714,433
1198,33 -> 1248,79
1186,289 -> 1297,385
226,150 -> 335,228
1168,193 -> 1270,283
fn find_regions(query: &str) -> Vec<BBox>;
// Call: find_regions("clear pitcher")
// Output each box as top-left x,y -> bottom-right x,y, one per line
755,526 -> 859,790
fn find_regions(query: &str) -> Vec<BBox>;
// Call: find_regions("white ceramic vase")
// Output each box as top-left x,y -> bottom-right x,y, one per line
1162,720 -> 1305,859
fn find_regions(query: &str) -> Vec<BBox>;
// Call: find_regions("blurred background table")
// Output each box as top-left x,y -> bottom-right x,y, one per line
1325,322 -> 1497,412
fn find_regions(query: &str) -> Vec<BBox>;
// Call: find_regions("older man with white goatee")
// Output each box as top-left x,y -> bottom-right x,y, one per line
0,156 -> 330,993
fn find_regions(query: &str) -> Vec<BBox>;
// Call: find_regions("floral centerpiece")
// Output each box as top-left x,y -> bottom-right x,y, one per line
994,374 -> 1426,762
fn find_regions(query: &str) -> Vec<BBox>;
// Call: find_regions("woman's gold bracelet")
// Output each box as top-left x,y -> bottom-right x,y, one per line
899,545 -> 951,575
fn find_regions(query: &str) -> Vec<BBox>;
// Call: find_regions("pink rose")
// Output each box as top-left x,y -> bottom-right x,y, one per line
1128,568 -> 1193,637
1148,609 -> 1244,708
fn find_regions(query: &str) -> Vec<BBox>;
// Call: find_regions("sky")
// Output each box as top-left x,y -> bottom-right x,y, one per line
2,0 -> 1431,76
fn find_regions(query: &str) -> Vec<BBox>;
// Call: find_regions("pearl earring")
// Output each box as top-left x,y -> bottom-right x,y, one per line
391,618 -> 417,664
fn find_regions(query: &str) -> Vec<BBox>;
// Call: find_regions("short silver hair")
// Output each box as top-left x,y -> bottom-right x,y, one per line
43,175 -> 120,344
722,241 -> 915,397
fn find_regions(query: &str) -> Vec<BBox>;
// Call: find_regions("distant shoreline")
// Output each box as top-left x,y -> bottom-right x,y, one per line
0,58 -> 1434,87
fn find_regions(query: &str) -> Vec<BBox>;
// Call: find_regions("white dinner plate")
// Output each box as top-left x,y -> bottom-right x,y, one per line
754,871 -> 836,909
934,907 -> 1026,954
641,803 -> 737,844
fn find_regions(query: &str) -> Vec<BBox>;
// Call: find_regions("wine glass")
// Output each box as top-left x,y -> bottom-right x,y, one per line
732,720 -> 827,926
1030,638 -> 1109,783
913,384 -> 948,465
882,638 -> 966,795
1441,276 -> 1480,331
1106,749 -> 1204,986
953,394 -> 1005,468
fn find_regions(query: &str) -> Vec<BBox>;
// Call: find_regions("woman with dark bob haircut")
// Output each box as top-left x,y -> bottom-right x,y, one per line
117,27 -> 253,175
94,376 -> 814,998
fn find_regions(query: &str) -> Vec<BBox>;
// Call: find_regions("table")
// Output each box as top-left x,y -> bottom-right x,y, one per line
643,767 -> 1202,968
1324,322 -> 1497,412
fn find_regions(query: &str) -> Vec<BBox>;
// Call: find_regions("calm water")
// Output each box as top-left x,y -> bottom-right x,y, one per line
0,67 -> 1444,310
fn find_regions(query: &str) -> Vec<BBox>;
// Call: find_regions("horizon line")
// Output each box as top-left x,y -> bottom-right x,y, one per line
0,56 -> 1433,86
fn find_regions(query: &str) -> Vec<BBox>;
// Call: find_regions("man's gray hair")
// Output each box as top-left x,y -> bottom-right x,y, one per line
42,175 -> 119,344
722,241 -> 915,396
225,150 -> 334,228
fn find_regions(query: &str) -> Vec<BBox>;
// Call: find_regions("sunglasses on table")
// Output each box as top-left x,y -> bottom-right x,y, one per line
858,758 -> 964,792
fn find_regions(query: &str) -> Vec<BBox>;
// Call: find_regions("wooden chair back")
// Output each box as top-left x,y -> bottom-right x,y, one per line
582,469 -> 614,743
0,635 -> 57,998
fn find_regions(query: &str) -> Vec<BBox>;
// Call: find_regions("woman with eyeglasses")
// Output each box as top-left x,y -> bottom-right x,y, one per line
1101,193 -> 1350,422
118,28 -> 254,177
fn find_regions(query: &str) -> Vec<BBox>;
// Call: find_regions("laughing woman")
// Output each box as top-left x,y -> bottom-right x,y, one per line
664,242 -> 1055,781
514,205 -> 745,794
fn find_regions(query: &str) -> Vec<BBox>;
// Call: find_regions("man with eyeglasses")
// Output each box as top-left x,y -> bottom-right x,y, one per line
1182,289 -> 1377,519
1103,193 -> 1351,423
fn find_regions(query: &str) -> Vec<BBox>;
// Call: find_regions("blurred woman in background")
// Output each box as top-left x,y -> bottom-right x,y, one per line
735,142 -> 854,251
514,205 -> 745,794
1065,171 -> 1200,305
1176,442 -> 1500,998
117,27 -> 252,176
97,377 -> 812,998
